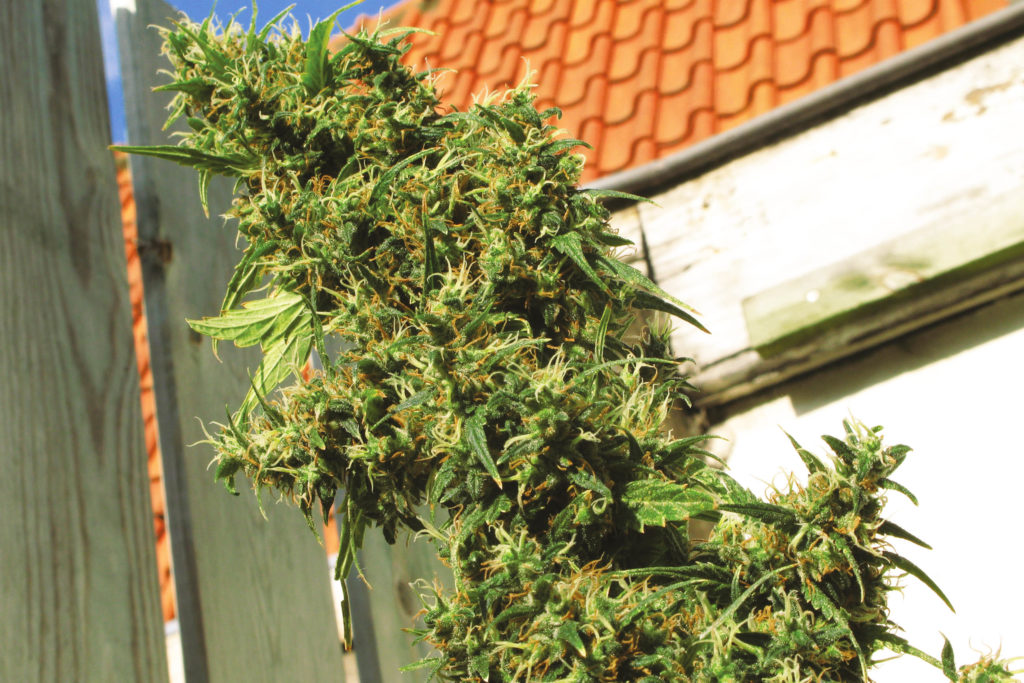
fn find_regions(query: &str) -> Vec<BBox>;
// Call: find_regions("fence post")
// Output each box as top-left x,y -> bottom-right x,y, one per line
116,1 -> 346,680
0,0 -> 168,680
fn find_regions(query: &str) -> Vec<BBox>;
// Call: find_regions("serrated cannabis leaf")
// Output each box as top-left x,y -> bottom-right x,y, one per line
621,479 -> 715,528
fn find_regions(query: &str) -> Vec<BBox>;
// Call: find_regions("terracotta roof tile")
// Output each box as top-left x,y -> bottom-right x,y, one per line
115,154 -> 176,623
969,0 -> 1011,19
523,11 -> 554,50
775,7 -> 837,88
336,0 -> 1009,200
613,0 -> 656,41
902,4 -> 944,48
835,0 -> 879,58
610,6 -> 662,81
834,0 -> 868,12
562,33 -> 613,102
713,0 -> 752,28
716,33 -> 774,115
898,0 -> 940,26
655,58 -> 714,144
774,0 -> 810,42
484,1 -> 521,38
450,0 -> 478,24
938,0 -> 968,26
664,2 -> 711,51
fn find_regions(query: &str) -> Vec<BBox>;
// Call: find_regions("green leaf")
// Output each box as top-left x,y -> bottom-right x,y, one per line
719,502 -> 798,526
598,256 -> 708,332
237,331 -> 313,418
594,304 -> 611,362
400,657 -> 443,674
557,621 -> 587,656
621,479 -> 715,529
111,144 -> 254,177
301,4 -> 358,94
197,168 -> 212,217
877,519 -> 932,549
699,564 -> 796,639
422,213 -> 440,296
189,290 -> 307,353
214,457 -> 242,495
941,634 -> 956,680
465,413 -> 502,488
393,388 -> 436,413
551,231 -> 612,295
369,148 -> 433,207
570,356 -> 678,385
481,338 -> 548,371
171,19 -> 232,78
153,77 -> 214,97
340,579 -> 353,651
874,633 -> 942,669
883,550 -> 954,612
257,4 -> 296,43
820,434 -> 857,464
878,477 -> 918,505
469,653 -> 490,679
581,187 -> 655,205
630,290 -> 708,333
567,470 -> 612,501
784,431 -> 828,474
477,106 -> 526,143
547,138 -> 593,153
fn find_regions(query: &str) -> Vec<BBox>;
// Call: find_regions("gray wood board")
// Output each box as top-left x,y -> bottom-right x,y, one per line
116,1 -> 345,680
742,192 -> 1024,353
0,0 -> 168,680
358,527 -> 452,683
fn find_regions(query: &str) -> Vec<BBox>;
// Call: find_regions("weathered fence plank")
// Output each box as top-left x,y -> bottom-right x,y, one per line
116,1 -> 345,680
0,0 -> 168,680
358,527 -> 451,683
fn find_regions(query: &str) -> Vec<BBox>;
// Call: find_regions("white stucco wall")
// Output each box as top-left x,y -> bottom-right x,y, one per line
713,290 -> 1024,681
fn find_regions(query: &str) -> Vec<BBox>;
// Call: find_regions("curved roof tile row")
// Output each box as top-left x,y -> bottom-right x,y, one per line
339,0 -> 1006,182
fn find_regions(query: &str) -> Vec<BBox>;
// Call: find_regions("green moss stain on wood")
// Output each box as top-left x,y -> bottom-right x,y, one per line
743,192 -> 1024,356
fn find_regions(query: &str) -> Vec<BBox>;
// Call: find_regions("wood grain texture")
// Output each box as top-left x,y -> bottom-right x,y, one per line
0,0 -> 168,680
116,1 -> 345,680
357,528 -> 452,683
743,189 -> 1024,352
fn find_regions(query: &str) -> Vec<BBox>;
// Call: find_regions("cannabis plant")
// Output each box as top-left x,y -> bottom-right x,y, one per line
119,7 -> 1020,682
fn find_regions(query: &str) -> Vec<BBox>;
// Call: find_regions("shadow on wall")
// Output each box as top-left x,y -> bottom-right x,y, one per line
786,289 -> 1024,415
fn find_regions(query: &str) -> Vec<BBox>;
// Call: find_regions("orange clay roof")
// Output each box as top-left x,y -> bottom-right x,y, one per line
340,0 -> 1007,183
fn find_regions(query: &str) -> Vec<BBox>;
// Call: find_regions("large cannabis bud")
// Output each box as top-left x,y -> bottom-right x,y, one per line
119,8 -> 1018,682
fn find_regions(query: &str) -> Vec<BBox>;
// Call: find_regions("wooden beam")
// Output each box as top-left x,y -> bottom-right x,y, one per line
0,0 -> 167,679
696,189 -> 1024,407
743,194 -> 1024,354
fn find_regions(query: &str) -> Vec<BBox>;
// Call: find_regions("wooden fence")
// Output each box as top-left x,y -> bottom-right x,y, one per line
2,1 -> 446,680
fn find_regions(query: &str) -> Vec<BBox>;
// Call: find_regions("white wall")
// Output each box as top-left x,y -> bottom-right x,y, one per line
714,290 -> 1024,680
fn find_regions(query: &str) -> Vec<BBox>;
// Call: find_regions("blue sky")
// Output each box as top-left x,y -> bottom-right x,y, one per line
98,0 -> 402,143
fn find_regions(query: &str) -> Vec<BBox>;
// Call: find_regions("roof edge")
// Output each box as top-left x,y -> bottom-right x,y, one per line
586,3 -> 1024,197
